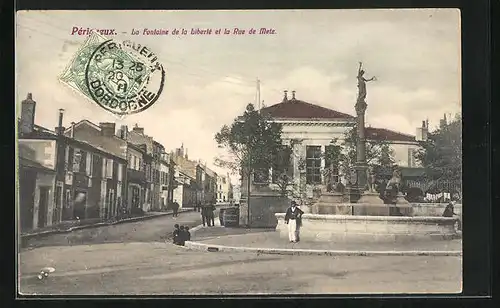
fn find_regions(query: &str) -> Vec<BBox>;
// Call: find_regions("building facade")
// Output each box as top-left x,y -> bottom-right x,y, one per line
18,142 -> 57,232
18,97 -> 127,231
216,173 -> 233,203
256,91 -> 426,199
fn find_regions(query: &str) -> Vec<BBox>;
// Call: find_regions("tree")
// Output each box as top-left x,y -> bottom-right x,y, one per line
272,139 -> 303,197
377,143 -> 396,168
338,127 -> 395,178
214,103 -> 284,183
323,138 -> 347,191
415,113 -> 462,182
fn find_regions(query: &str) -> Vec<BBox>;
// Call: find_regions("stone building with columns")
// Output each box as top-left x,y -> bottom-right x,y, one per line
250,90 -> 427,205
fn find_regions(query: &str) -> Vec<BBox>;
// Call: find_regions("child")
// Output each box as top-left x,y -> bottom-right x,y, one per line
172,224 -> 180,245
185,226 -> 191,241
179,226 -> 186,246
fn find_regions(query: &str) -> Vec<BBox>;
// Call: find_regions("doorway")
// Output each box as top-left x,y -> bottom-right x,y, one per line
38,186 -> 50,228
20,169 -> 36,232
73,190 -> 87,220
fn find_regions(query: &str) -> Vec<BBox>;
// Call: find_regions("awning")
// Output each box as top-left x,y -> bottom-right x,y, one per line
19,157 -> 56,173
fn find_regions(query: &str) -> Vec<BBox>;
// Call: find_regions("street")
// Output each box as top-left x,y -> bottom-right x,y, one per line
21,208 -> 216,249
18,208 -> 462,295
19,241 -> 462,295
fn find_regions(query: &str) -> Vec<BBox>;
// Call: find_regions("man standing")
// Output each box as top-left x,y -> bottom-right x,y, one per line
201,203 -> 208,227
172,199 -> 180,218
284,201 -> 304,243
209,201 -> 216,227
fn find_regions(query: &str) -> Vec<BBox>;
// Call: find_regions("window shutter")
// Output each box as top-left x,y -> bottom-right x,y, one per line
102,158 -> 107,178
65,146 -> 69,170
107,159 -> 114,178
118,163 -> 123,182
85,153 -> 92,176
72,149 -> 81,172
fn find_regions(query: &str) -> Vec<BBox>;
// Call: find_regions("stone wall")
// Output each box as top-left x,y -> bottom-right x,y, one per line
276,213 -> 458,243
411,203 -> 462,217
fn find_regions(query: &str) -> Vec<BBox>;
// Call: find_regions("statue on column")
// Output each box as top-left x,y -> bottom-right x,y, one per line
356,62 -> 377,113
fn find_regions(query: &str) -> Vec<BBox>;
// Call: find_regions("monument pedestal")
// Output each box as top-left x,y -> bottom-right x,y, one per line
353,191 -> 390,216
312,192 -> 351,215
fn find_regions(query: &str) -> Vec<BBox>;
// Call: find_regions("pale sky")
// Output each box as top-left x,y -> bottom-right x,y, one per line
16,9 -> 461,185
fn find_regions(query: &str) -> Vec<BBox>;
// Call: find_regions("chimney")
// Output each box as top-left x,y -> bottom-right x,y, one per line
291,90 -> 296,101
282,90 -> 288,102
132,124 -> 144,135
416,119 -> 428,141
56,108 -> 65,135
70,122 -> 76,138
20,93 -> 36,135
120,125 -> 128,140
99,122 -> 116,137
185,148 -> 188,160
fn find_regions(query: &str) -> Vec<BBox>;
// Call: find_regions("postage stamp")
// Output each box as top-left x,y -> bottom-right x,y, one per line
59,32 -> 165,116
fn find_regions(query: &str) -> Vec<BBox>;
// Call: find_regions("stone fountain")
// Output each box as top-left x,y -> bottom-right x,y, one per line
276,62 -> 459,242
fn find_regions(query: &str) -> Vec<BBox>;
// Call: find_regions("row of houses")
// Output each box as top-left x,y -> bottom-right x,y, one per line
17,93 -> 233,233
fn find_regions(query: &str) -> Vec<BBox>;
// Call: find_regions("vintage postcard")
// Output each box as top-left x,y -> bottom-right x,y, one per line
16,9 -> 462,295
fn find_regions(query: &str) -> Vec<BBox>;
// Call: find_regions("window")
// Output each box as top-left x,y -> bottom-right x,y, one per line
106,158 -> 113,178
128,154 -> 132,168
65,146 -> 70,169
72,148 -> 81,172
254,168 -> 270,183
118,163 -> 123,181
102,158 -> 107,177
306,146 -> 322,184
86,152 -> 92,176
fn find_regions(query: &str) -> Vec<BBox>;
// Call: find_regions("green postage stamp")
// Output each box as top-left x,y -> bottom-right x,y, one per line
59,32 -> 165,117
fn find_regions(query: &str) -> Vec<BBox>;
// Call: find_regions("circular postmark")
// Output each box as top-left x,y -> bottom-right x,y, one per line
85,39 -> 165,115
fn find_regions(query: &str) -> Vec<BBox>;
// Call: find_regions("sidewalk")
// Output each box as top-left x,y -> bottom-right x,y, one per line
189,223 -> 462,253
21,208 -> 192,239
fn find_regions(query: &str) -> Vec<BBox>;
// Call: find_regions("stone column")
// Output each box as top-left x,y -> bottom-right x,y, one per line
354,101 -> 369,194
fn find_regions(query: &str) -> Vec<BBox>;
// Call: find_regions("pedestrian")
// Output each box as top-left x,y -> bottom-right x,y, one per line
209,202 -> 216,227
284,201 -> 304,243
172,199 -> 180,218
179,225 -> 186,246
172,224 -> 180,245
197,201 -> 202,212
443,200 -> 461,231
185,226 -> 191,241
201,204 -> 208,227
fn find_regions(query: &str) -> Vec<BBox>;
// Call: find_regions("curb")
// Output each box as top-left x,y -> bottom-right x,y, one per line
184,241 -> 463,257
21,209 -> 192,240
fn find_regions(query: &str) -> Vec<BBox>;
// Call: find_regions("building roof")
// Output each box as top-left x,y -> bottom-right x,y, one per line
260,99 -> 355,120
366,127 -> 416,143
20,123 -> 126,161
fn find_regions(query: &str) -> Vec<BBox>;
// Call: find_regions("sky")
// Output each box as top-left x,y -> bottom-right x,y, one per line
16,9 -> 461,185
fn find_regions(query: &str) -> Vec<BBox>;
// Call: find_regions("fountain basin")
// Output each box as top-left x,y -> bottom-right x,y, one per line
275,213 -> 458,243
